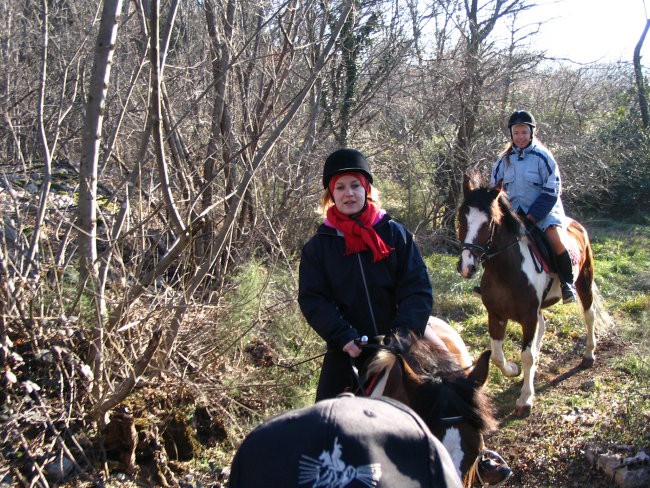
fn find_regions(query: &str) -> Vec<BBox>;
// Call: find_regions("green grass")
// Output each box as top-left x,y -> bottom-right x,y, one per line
160,219 -> 650,486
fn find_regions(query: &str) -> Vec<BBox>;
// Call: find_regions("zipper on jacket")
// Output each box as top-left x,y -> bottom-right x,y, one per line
357,253 -> 379,336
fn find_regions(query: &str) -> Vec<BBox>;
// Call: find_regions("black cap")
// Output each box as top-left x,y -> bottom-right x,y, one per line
322,148 -> 373,188
228,394 -> 463,488
507,110 -> 536,129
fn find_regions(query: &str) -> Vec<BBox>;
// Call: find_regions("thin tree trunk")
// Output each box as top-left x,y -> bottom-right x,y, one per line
24,0 -> 52,279
77,0 -> 123,400
149,0 -> 184,235
634,19 -> 650,128
159,0 -> 355,362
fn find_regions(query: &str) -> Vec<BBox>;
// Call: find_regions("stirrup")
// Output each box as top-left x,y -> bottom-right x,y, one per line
475,449 -> 512,487
561,283 -> 576,304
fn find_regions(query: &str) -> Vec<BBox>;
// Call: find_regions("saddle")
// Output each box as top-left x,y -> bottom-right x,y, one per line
525,225 -> 558,274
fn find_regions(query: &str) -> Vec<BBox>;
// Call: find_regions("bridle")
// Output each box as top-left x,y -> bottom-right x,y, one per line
431,410 -> 510,488
461,216 -> 520,264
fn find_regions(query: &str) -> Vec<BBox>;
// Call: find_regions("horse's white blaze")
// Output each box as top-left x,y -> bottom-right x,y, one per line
441,427 -> 464,479
459,207 -> 489,278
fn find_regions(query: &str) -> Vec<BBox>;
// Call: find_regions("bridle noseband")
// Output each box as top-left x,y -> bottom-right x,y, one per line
461,217 -> 520,264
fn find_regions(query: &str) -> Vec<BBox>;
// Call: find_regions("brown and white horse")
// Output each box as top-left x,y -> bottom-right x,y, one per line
363,317 -> 511,487
456,175 -> 611,417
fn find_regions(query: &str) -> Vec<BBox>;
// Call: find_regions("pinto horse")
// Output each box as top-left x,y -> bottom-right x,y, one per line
456,175 -> 610,417
362,317 -> 511,487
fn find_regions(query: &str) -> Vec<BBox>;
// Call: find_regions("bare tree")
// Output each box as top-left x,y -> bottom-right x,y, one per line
434,0 -> 538,232
634,18 -> 650,128
77,0 -> 123,400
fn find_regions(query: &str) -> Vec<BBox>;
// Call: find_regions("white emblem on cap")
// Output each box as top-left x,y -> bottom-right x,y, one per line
298,437 -> 382,487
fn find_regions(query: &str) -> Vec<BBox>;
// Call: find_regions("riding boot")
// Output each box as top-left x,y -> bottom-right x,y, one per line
557,250 -> 577,304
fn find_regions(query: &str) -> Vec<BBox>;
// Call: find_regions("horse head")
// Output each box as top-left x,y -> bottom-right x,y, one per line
457,174 -> 525,279
364,331 -> 508,486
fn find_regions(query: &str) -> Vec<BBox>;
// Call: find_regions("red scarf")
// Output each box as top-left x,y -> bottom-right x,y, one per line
326,201 -> 394,262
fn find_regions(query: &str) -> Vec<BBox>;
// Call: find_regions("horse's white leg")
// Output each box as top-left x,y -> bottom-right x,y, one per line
515,344 -> 536,416
582,304 -> 596,366
513,311 -> 545,415
490,338 -> 520,377
534,311 -> 546,354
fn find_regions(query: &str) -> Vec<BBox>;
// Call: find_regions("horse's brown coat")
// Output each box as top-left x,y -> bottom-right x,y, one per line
456,174 -> 609,416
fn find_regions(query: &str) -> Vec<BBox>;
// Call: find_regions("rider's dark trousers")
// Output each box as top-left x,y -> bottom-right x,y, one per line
315,349 -> 375,402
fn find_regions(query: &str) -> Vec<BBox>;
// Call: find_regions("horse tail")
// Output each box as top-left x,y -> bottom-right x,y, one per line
590,281 -> 614,335
577,234 -> 614,335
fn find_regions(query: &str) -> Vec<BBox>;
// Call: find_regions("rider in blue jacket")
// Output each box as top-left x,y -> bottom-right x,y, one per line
490,110 -> 577,303
298,148 -> 433,401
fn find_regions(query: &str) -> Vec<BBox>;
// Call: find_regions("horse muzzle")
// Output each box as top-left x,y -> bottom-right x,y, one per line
457,252 -> 477,279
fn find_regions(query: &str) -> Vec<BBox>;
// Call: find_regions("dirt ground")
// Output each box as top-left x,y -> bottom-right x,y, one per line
482,333 -> 649,488
177,331 -> 648,488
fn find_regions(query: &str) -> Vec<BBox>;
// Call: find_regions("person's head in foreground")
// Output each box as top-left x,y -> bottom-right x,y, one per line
228,393 -> 462,488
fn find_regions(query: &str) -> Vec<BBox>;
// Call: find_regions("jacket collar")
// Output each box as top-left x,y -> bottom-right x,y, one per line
510,140 -> 536,159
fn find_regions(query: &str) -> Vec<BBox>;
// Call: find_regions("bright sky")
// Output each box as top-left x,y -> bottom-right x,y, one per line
519,0 -> 649,63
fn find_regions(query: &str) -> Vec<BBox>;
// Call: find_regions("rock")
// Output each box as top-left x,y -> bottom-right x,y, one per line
589,448 -> 650,488
44,453 -> 75,483
580,379 -> 597,390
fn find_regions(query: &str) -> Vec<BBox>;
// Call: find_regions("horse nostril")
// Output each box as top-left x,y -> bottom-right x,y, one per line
470,264 -> 476,275
456,260 -> 462,273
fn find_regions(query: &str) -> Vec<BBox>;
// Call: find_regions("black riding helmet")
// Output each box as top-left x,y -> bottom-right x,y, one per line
322,148 -> 373,188
508,110 -> 536,129
508,110 -> 536,137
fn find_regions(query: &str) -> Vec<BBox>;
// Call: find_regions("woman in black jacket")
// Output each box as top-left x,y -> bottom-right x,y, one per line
298,148 -> 433,401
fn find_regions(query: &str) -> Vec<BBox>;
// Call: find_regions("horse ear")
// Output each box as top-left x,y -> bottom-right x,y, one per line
462,174 -> 474,196
494,179 -> 503,192
468,350 -> 491,387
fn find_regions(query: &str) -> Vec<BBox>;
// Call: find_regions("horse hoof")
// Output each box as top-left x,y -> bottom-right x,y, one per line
514,404 -> 531,417
580,357 -> 595,368
505,363 -> 521,377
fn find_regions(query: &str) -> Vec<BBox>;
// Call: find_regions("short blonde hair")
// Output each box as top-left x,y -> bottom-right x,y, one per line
318,185 -> 381,219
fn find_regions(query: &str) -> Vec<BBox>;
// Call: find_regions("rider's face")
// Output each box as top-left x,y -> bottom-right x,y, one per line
332,174 -> 366,216
511,124 -> 532,149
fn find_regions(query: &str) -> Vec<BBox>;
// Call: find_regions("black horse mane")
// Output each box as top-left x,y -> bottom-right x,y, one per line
462,183 -> 525,240
395,332 -> 497,434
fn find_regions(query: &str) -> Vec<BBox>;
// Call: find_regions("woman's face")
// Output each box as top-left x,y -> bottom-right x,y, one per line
511,124 -> 532,148
332,174 -> 366,216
